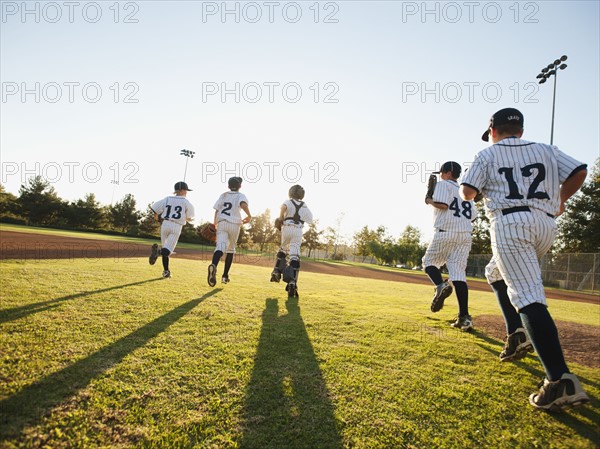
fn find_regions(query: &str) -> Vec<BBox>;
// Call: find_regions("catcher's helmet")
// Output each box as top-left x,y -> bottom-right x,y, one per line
228,177 -> 242,190
289,184 -> 305,200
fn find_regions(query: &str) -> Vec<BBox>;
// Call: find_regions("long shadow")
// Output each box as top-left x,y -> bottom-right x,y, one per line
239,298 -> 343,449
0,278 -> 162,324
0,289 -> 221,441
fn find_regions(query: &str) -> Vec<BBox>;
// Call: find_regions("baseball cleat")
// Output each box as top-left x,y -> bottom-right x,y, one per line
221,275 -> 230,284
500,328 -> 534,362
430,281 -> 452,312
149,244 -> 159,265
287,281 -> 299,298
207,264 -> 217,287
162,270 -> 171,279
529,373 -> 590,412
270,271 -> 281,283
451,314 -> 473,331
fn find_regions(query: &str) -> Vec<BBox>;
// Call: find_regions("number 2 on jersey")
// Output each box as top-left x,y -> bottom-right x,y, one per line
221,202 -> 233,216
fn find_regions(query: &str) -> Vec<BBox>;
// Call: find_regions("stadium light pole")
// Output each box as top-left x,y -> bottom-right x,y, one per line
110,179 -> 119,205
536,55 -> 568,145
180,149 -> 195,182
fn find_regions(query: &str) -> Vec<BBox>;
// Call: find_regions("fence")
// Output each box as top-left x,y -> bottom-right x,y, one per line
466,253 -> 600,294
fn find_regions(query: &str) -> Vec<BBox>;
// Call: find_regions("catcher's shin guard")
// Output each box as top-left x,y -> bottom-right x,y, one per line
274,251 -> 287,273
283,258 -> 300,284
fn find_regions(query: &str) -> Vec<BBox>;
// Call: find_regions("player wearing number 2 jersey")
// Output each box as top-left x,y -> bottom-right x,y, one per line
149,181 -> 195,279
461,107 -> 589,411
207,177 -> 252,287
423,161 -> 476,330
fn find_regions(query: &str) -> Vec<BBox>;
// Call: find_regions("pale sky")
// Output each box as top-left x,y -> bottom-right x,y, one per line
1,1 -> 599,243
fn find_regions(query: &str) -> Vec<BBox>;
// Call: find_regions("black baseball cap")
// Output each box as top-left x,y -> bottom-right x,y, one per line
434,161 -> 461,179
482,107 -> 524,141
174,181 -> 192,191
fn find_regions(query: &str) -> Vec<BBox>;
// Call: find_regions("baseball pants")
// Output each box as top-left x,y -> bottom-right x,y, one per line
422,230 -> 472,283
216,220 -> 241,253
280,224 -> 303,260
161,220 -> 183,253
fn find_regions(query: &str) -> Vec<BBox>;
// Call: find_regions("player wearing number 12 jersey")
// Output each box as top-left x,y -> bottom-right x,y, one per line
423,161 -> 477,330
461,107 -> 589,411
149,181 -> 195,279
207,177 -> 252,287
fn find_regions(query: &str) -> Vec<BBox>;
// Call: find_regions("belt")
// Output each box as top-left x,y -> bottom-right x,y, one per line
501,206 -> 554,219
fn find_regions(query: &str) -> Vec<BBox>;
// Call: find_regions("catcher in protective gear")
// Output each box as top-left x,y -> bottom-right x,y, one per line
270,184 -> 313,298
198,222 -> 217,243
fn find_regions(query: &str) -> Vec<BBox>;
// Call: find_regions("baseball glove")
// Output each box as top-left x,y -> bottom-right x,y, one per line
274,217 -> 283,231
474,192 -> 484,202
425,173 -> 437,203
198,223 -> 217,243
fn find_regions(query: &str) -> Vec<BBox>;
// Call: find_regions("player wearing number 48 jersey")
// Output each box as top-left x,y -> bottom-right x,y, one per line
460,107 -> 589,411
207,177 -> 252,287
423,161 -> 477,330
149,182 -> 195,279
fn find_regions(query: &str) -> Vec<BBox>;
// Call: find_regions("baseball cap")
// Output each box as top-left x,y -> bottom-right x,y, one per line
434,161 -> 461,179
174,181 -> 192,191
482,107 -> 524,141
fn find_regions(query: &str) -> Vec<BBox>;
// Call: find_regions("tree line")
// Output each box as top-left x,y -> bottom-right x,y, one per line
1,159 -> 598,258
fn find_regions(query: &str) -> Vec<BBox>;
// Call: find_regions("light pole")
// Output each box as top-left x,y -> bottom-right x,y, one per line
536,55 -> 568,145
110,179 -> 119,205
180,149 -> 195,181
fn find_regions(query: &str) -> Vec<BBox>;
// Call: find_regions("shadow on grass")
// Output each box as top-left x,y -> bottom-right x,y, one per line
0,278 -> 163,324
0,289 -> 221,442
239,297 -> 343,449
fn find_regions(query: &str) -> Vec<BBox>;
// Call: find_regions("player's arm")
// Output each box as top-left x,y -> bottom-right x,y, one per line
213,209 -> 218,227
240,201 -> 252,224
279,204 -> 287,221
425,197 -> 449,210
558,167 -> 588,216
460,184 -> 478,201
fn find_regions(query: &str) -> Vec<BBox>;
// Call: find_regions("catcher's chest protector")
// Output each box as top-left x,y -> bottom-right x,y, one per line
286,200 -> 305,224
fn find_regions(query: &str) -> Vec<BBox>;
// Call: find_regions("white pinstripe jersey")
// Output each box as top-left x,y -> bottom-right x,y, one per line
431,179 -> 476,232
213,191 -> 249,224
461,137 -> 586,217
282,199 -> 313,226
152,196 -> 195,226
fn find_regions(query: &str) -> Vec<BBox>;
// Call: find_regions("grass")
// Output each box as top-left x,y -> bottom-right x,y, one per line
0,255 -> 599,448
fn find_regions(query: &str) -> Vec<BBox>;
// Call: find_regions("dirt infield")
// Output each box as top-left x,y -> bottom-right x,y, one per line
1,230 -> 598,368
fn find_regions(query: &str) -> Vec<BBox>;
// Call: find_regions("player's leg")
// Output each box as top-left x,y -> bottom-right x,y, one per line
221,223 -> 241,283
485,255 -> 532,361
208,223 -> 227,287
286,229 -> 302,297
272,228 -> 292,282
422,231 -> 453,312
447,233 -> 472,330
160,222 -> 180,278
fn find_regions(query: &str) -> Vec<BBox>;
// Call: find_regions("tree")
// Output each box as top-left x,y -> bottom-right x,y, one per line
17,176 -> 64,226
64,193 -> 106,230
108,194 -> 141,233
352,225 -> 378,262
138,203 -> 161,236
303,220 -> 324,258
0,184 -> 23,223
471,202 -> 491,254
556,158 -> 600,253
396,225 -> 426,267
247,209 -> 278,252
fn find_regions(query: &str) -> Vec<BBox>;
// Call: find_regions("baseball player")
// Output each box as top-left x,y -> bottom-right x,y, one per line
460,107 -> 589,411
271,185 -> 313,298
149,181 -> 195,278
207,177 -> 251,287
423,161 -> 476,331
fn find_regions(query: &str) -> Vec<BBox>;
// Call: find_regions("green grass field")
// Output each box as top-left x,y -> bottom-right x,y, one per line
1,252 -> 599,448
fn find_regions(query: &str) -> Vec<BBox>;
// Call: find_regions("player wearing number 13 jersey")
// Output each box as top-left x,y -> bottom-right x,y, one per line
461,107 -> 589,411
423,161 -> 476,330
149,181 -> 195,279
207,177 -> 252,287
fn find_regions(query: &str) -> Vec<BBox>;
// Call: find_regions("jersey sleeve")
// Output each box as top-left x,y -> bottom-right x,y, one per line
186,201 -> 195,221
302,205 -> 313,224
213,194 -> 223,211
432,181 -> 452,206
461,152 -> 487,192
151,198 -> 165,215
553,147 -> 587,184
239,193 -> 249,207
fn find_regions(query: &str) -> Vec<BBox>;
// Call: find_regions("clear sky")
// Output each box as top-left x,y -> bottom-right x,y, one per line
1,1 -> 599,243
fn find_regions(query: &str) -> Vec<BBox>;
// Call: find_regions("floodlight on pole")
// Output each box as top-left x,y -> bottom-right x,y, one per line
180,149 -> 195,181
536,55 -> 568,145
